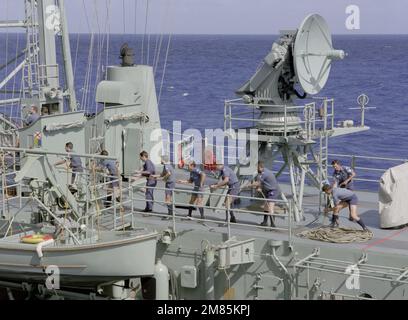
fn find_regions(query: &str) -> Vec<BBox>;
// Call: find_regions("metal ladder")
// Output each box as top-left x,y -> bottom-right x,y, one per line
22,0 -> 41,99
317,99 -> 332,215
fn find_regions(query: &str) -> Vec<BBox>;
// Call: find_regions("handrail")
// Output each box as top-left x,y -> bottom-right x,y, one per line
224,98 -> 335,139
127,183 -> 293,242
326,153 -> 408,187
0,147 -> 117,161
329,153 -> 408,163
130,183 -> 289,204
31,197 -> 81,245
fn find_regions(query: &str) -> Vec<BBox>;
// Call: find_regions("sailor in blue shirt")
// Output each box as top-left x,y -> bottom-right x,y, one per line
136,151 -> 157,212
250,161 -> 281,227
153,155 -> 176,218
210,164 -> 239,223
54,142 -> 84,185
332,159 -> 355,190
177,161 -> 206,219
97,150 -> 120,207
322,184 -> 369,231
24,105 -> 40,127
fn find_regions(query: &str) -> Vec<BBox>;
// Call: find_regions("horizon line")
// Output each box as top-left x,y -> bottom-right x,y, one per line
0,32 -> 408,36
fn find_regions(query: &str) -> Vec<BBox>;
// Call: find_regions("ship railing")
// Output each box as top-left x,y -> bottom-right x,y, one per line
294,249 -> 408,294
0,169 -> 112,244
327,153 -> 408,189
0,171 -> 24,222
224,97 -> 335,140
0,147 -> 123,240
0,147 -> 130,238
229,152 -> 408,192
38,64 -> 59,87
0,180 -> 21,203
0,178 -> 82,244
319,291 -> 376,301
80,175 -> 135,232
127,183 -> 294,243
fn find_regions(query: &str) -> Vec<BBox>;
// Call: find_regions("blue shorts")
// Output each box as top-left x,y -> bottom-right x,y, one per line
165,182 -> 175,197
192,186 -> 204,198
340,184 -> 353,191
109,177 -> 119,188
227,184 -> 240,196
146,180 -> 157,187
345,195 -> 358,206
265,190 -> 279,202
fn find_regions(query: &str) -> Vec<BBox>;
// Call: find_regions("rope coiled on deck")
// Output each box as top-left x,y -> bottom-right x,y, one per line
297,227 -> 373,243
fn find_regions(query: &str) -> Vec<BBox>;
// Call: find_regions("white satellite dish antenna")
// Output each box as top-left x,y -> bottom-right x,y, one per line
294,14 -> 345,95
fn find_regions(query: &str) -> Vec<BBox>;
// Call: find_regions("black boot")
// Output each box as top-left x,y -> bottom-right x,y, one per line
188,206 -> 193,217
230,211 -> 237,223
260,213 -> 268,226
105,195 -> 112,208
269,215 -> 276,228
162,205 -> 173,220
356,218 -> 369,231
167,204 -> 173,216
330,215 -> 339,228
199,207 -> 205,219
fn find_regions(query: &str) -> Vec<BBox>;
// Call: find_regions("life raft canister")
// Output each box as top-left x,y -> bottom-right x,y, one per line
20,234 -> 53,244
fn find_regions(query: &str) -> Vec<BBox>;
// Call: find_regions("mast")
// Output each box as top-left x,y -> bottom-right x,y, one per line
58,0 -> 77,112
37,0 -> 58,89
22,0 -> 77,114
0,0 -> 77,115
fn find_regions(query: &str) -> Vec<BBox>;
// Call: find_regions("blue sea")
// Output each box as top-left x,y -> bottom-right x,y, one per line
1,33 -> 408,187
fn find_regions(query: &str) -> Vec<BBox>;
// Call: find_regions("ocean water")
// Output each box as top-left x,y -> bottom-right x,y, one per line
1,33 -> 408,186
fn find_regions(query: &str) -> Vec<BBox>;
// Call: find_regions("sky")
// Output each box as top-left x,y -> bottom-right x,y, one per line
1,0 -> 407,34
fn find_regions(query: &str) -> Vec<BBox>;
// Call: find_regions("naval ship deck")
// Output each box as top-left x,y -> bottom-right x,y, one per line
1,166 -> 407,257
128,181 -> 408,256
